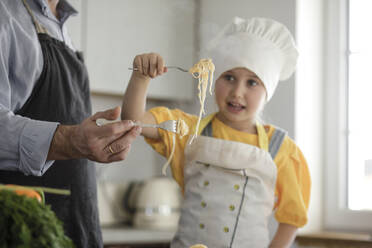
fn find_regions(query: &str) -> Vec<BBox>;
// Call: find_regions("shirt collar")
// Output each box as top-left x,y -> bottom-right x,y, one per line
33,0 -> 78,23
33,0 -> 48,14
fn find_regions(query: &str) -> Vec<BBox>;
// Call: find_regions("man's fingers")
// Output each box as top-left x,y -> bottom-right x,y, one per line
101,126 -> 140,162
104,144 -> 116,155
108,145 -> 131,162
104,126 -> 141,154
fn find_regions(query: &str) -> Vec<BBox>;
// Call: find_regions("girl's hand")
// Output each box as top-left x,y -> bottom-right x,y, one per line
132,53 -> 168,79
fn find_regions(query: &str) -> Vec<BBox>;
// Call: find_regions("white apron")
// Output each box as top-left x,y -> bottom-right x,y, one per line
171,118 -> 287,248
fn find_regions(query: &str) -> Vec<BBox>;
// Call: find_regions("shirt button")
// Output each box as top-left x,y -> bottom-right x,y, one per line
234,184 -> 240,190
201,201 -> 207,208
199,223 -> 205,229
204,180 -> 210,186
223,227 -> 229,233
229,205 -> 235,211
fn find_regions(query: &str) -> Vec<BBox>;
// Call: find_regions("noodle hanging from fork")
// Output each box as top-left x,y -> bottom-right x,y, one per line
188,59 -> 215,143
161,58 -> 215,175
161,119 -> 189,175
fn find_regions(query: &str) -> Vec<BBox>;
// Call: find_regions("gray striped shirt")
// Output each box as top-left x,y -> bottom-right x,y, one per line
0,0 -> 77,176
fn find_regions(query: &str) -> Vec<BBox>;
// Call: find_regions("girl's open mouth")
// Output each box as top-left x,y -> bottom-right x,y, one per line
227,101 -> 245,113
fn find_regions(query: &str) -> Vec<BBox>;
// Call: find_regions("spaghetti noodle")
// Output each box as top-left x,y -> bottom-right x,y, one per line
161,58 -> 215,174
161,118 -> 189,175
188,59 -> 215,143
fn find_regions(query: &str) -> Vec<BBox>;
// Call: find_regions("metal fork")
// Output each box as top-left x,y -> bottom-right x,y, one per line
128,67 -> 199,77
95,119 -> 178,133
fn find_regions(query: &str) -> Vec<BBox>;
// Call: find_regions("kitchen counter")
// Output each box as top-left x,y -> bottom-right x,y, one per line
102,225 -> 176,245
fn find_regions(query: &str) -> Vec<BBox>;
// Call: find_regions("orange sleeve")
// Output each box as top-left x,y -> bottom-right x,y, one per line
144,107 -> 197,190
274,137 -> 311,227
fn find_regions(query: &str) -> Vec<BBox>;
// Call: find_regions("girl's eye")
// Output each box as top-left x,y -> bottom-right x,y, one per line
224,75 -> 234,81
247,80 -> 258,86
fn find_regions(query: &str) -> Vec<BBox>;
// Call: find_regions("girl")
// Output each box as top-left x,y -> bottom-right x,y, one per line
122,17 -> 311,248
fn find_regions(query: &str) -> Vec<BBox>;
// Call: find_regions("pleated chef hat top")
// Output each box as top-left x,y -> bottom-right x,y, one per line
207,17 -> 299,101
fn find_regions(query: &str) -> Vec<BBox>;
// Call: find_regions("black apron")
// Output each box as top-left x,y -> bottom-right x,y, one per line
0,1 -> 102,247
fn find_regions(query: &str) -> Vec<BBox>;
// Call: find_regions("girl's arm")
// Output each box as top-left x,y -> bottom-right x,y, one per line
269,223 -> 297,248
121,53 -> 167,140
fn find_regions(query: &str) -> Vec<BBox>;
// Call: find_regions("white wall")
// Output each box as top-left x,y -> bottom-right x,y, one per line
84,0 -> 195,101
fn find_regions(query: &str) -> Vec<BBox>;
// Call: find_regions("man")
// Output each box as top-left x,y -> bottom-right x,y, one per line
0,0 -> 140,247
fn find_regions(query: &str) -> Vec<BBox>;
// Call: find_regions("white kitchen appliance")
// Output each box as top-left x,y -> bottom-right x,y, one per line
124,177 -> 182,230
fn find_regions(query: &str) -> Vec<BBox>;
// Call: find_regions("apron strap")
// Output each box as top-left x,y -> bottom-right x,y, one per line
197,113 -> 216,135
268,127 -> 287,159
201,120 -> 212,137
21,0 -> 49,34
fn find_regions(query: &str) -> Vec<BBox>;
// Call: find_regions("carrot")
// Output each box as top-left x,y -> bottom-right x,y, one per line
1,184 -> 43,203
0,184 -> 70,203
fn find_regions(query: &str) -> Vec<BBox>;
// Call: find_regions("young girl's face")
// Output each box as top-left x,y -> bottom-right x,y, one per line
214,67 -> 267,131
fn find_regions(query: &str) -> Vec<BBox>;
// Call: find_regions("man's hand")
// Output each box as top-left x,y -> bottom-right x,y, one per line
47,106 -> 141,163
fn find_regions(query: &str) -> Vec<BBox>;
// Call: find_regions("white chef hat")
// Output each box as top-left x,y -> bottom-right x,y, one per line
206,17 -> 299,101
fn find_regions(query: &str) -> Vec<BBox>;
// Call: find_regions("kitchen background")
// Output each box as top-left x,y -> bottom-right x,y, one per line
64,0 -> 372,247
